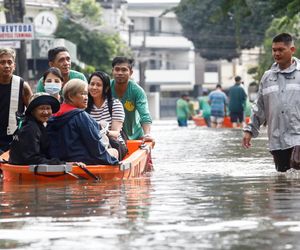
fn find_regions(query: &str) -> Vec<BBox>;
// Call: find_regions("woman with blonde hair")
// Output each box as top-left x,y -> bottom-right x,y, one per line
47,79 -> 119,165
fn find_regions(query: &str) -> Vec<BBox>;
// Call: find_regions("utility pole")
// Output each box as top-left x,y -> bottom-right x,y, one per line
139,60 -> 147,90
138,31 -> 147,90
4,0 -> 28,79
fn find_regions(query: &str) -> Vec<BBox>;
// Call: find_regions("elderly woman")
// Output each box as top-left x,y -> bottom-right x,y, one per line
47,79 -> 119,165
9,92 -> 63,165
86,71 -> 127,160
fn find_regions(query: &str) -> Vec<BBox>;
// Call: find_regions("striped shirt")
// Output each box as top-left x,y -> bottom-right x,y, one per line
208,90 -> 227,117
89,98 -> 125,129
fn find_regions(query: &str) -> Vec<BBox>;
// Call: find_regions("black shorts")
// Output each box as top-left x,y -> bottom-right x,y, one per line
270,148 -> 293,172
230,111 -> 244,123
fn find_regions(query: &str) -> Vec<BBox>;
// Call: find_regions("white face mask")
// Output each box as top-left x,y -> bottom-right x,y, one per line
44,83 -> 61,95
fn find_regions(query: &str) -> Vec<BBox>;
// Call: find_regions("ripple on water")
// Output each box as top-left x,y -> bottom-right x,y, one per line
1,120 -> 300,250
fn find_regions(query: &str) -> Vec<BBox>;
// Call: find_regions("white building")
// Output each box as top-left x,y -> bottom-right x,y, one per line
123,1 -> 260,95
202,48 -> 261,91
125,1 -> 196,95
99,0 -> 196,118
0,0 -> 83,84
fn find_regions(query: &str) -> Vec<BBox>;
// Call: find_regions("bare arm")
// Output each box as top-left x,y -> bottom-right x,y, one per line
109,120 -> 123,139
142,123 -> 151,135
142,123 -> 155,145
22,81 -> 33,107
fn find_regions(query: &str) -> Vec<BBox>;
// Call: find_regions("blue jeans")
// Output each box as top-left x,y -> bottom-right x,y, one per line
177,119 -> 188,127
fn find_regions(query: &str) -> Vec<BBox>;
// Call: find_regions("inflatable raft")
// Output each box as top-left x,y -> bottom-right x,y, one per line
193,116 -> 250,128
0,140 -> 153,183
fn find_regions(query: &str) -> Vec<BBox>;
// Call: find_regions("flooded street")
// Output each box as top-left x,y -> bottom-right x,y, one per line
1,120 -> 300,250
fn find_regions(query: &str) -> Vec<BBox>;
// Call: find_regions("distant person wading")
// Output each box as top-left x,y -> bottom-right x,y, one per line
176,93 -> 190,127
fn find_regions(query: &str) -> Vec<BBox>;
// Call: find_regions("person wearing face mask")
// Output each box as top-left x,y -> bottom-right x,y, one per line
9,93 -> 64,165
47,79 -> 119,165
43,67 -> 63,102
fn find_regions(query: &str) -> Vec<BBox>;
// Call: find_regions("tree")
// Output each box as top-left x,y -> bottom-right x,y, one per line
269,0 -> 300,18
249,15 -> 300,81
55,0 -> 131,74
175,0 -> 274,61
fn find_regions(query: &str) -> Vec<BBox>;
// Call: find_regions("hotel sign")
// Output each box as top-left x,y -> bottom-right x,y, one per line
0,23 -> 34,40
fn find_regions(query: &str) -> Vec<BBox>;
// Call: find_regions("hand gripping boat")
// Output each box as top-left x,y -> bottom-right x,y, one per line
0,140 -> 153,183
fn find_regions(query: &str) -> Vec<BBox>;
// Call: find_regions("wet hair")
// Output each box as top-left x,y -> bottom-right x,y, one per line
216,84 -> 222,89
63,79 -> 87,103
112,56 -> 134,69
0,48 -> 16,61
48,46 -> 69,62
86,71 -> 112,113
272,33 -> 294,45
235,76 -> 241,82
43,67 -> 63,83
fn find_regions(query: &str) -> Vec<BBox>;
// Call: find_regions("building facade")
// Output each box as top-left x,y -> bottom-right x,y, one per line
0,0 -> 83,86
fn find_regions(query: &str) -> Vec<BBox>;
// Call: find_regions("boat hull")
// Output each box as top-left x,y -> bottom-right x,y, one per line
193,116 -> 250,128
0,140 -> 153,183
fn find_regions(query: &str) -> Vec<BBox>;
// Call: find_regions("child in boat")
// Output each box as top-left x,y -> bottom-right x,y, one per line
9,92 -> 64,165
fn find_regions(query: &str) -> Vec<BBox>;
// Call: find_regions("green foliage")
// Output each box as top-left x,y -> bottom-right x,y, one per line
176,0 -> 300,82
252,15 -> 300,81
270,0 -> 300,18
175,0 -> 273,61
73,64 -> 95,76
247,66 -> 258,75
65,0 -> 102,26
0,4 -> 6,12
54,0 -> 131,74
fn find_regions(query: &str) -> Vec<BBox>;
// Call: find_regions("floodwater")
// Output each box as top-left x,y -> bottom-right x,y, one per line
1,120 -> 300,250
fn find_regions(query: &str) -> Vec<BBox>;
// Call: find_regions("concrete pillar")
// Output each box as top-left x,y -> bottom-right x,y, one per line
147,92 -> 160,120
188,49 -> 195,86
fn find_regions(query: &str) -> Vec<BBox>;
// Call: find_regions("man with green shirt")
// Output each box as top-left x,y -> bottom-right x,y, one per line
176,94 -> 190,127
228,76 -> 247,128
110,56 -> 154,144
36,47 -> 87,93
198,90 -> 211,127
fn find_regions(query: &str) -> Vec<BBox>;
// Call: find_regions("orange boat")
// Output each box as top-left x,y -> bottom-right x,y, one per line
0,140 -> 153,183
193,116 -> 250,128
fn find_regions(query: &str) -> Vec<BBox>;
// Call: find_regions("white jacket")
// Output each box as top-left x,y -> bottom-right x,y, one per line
245,57 -> 300,150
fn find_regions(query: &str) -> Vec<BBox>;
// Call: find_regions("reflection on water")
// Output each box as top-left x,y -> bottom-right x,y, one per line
0,179 -> 152,249
1,179 -> 151,218
1,120 -> 300,249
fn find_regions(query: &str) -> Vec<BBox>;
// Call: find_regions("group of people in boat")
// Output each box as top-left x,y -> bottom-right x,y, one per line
0,46 -> 155,166
176,76 -> 250,129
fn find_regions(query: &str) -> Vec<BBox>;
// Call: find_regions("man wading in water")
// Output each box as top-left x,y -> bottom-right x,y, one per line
243,33 -> 300,172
